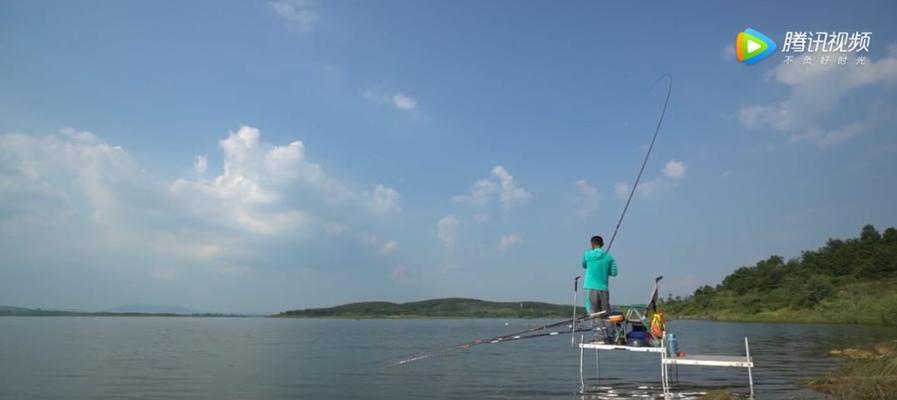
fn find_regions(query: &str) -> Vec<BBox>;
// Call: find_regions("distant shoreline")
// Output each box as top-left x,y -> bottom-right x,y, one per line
0,306 -> 253,318
277,298 -> 585,319
0,312 -> 253,318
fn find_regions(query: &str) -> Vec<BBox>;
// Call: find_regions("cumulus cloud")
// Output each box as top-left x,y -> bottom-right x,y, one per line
269,0 -> 317,32
662,160 -> 686,179
498,233 -> 522,251
0,126 -> 401,302
392,93 -> 417,111
437,214 -> 459,250
614,159 -> 687,199
171,126 -> 320,234
364,88 -> 418,111
453,166 -> 531,209
739,50 -> 897,147
169,125 -> 401,235
366,184 -> 401,213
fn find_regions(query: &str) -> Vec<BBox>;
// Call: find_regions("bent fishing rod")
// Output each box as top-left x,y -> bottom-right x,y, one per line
392,311 -> 606,366
571,74 -> 672,344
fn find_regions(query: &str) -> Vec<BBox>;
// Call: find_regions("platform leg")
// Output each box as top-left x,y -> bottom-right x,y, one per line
745,337 -> 754,399
594,349 -> 599,381
660,334 -> 670,398
659,355 -> 664,394
579,335 -> 585,393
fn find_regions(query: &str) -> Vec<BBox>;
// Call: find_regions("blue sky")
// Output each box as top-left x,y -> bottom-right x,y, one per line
1,1 -> 896,313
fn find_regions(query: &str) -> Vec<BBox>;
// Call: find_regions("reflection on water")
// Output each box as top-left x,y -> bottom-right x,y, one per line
0,317 -> 893,399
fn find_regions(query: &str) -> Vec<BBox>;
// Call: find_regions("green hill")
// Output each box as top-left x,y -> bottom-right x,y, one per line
665,225 -> 897,326
277,298 -> 585,318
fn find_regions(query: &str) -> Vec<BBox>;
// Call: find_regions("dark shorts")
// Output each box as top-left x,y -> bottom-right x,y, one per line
588,289 -> 611,315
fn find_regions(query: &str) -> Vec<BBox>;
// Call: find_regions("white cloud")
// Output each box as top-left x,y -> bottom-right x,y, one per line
614,182 -> 630,199
739,50 -> 897,146
491,166 -> 531,208
168,126 -> 402,236
573,179 -> 600,219
614,160 -> 687,199
392,93 -> 417,111
452,178 -> 496,207
380,240 -> 398,254
498,234 -> 522,251
453,165 -> 531,209
366,184 -> 401,213
269,0 -> 317,32
0,126 -> 399,278
170,125 -> 323,234
193,155 -> 208,175
364,88 -> 418,112
662,160 -> 686,179
437,214 -> 459,250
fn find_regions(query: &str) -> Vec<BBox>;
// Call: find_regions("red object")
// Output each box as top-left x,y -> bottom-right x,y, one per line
676,351 -> 686,357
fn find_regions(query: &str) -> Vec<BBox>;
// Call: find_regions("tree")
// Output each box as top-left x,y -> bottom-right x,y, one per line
883,227 -> 897,243
788,276 -> 833,308
861,224 -> 881,242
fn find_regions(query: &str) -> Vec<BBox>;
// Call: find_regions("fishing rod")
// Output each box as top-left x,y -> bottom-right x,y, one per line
392,311 -> 606,366
607,74 -> 672,252
496,327 -> 596,343
571,74 -> 672,342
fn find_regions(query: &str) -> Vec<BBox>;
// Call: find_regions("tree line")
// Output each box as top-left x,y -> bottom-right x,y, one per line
664,225 -> 897,325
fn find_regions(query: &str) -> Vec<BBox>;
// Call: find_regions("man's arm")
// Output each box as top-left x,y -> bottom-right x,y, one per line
609,256 -> 618,277
581,252 -> 587,269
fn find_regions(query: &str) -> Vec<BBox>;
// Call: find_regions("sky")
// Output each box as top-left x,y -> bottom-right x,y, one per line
1,0 -> 896,314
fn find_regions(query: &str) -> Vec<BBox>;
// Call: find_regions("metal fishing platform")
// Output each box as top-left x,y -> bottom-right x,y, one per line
577,336 -> 755,398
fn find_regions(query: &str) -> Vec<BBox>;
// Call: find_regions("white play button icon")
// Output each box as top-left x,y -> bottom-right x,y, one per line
747,39 -> 761,53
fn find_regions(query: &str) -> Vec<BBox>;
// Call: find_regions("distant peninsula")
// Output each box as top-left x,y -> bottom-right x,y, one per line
277,298 -> 586,319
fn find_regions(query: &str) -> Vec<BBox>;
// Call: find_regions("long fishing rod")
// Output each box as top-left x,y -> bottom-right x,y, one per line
607,74 -> 672,252
392,311 -> 606,366
571,74 -> 672,342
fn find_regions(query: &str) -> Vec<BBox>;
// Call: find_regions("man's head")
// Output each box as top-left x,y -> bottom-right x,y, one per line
590,235 -> 604,249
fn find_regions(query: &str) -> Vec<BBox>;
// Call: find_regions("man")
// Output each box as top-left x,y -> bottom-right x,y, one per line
581,235 -> 618,339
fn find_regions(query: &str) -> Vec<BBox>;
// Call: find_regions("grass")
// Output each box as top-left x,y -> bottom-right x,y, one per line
805,340 -> 897,400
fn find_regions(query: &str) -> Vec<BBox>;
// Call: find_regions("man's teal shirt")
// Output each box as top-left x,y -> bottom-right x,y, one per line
581,248 -> 617,290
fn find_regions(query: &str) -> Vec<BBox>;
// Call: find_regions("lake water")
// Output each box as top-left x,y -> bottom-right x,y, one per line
1,317 -> 895,399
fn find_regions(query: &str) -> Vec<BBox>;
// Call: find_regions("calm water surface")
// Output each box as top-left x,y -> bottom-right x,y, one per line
1,317 -> 895,399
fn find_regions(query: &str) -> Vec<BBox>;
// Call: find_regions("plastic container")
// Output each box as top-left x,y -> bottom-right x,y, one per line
667,333 -> 678,357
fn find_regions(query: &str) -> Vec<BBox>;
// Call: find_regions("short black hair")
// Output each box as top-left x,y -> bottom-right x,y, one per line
591,235 -> 604,247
